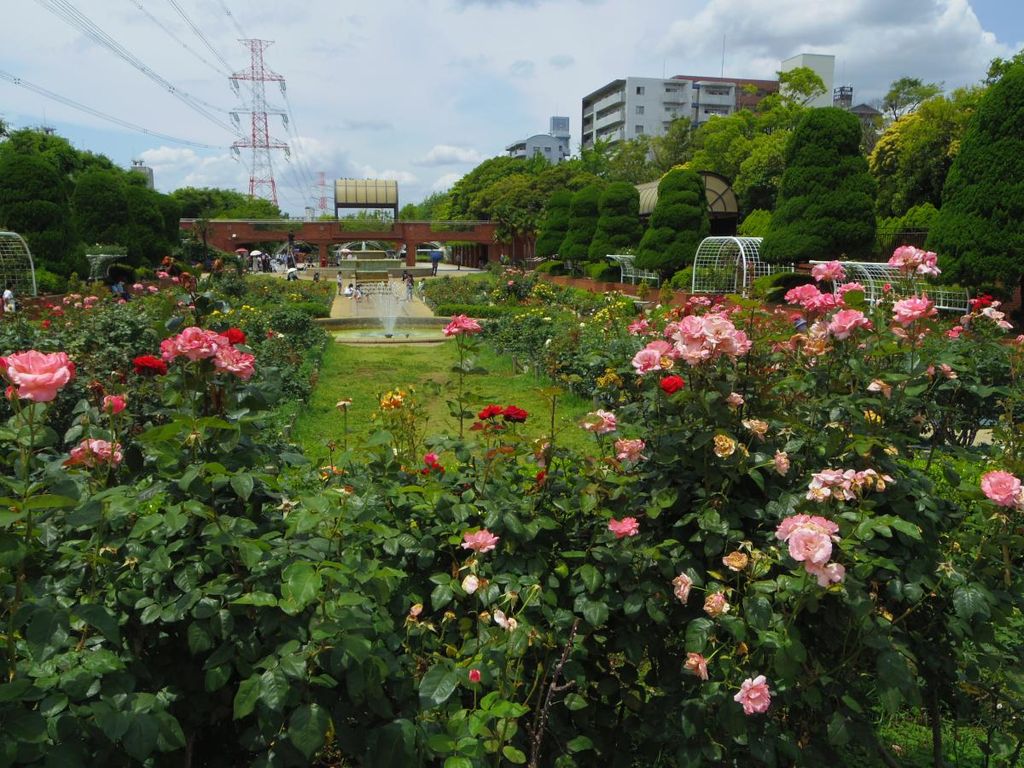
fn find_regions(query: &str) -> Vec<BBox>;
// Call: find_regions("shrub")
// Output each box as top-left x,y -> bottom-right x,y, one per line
533,259 -> 564,275
762,108 -> 877,263
33,267 -> 67,294
434,303 -> 527,318
584,261 -> 620,281
928,62 -> 1024,285
536,189 -> 572,258
635,168 -> 710,275
670,266 -> 694,290
559,183 -> 604,265
738,208 -> 772,237
587,182 -> 643,262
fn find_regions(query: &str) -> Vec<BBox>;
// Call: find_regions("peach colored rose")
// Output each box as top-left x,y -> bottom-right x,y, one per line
703,592 -> 730,618
722,551 -> 749,572
734,675 -> 771,715
672,573 -> 693,604
684,653 -> 709,681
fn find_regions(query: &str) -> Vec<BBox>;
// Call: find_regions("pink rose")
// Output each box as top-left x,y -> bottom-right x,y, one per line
947,326 -> 963,340
980,470 -> 1023,508
614,438 -> 646,463
836,281 -> 866,300
892,296 -> 937,327
776,514 -> 840,565
627,318 -> 651,335
672,573 -> 693,604
828,309 -> 872,340
631,347 -> 664,375
684,653 -> 709,681
811,261 -> 846,283
582,410 -> 617,435
443,314 -> 482,337
147,286 -> 159,294
468,669 -> 481,683
102,394 -> 127,414
608,516 -> 639,539
734,675 -> 771,715
725,392 -> 744,409
784,283 -> 821,306
161,327 -> 227,363
804,561 -> 846,587
462,529 -> 500,553
773,451 -> 790,476
212,345 -> 256,380
0,351 -> 76,402
65,438 -> 122,468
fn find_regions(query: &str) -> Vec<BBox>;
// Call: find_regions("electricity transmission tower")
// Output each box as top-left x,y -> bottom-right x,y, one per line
230,39 -> 289,205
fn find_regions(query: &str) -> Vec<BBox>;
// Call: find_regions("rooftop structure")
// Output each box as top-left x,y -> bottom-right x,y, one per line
506,116 -> 571,163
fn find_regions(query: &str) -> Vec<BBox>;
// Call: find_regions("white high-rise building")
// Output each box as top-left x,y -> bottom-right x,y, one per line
780,53 -> 836,108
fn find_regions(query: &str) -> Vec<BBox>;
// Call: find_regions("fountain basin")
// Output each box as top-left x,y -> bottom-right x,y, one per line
317,316 -> 449,344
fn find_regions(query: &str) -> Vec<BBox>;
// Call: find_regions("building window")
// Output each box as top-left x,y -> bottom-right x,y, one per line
636,105 -> 644,115
635,125 -> 645,134
636,86 -> 645,95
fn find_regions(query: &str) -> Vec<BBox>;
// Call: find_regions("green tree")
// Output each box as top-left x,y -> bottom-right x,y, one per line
761,108 -> 877,263
121,184 -> 173,264
738,209 -> 772,237
0,152 -> 76,274
869,87 -> 985,218
882,76 -> 943,120
605,137 -> 658,184
927,62 -> 1024,286
170,187 -> 282,219
985,48 -> 1024,85
778,66 -> 827,107
71,169 -> 130,246
536,189 -> 573,257
587,182 -> 643,261
734,130 -> 788,212
445,156 -> 526,219
650,119 -> 693,173
634,167 -> 709,274
687,111 -> 756,182
559,183 -> 603,265
485,174 -> 546,245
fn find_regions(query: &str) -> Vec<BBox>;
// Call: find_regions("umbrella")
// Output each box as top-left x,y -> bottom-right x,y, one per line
287,267 -> 298,274
235,247 -> 249,255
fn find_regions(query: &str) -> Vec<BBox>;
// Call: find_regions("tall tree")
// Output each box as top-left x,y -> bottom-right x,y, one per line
635,167 -> 709,275
869,87 -> 984,218
985,48 -> 1024,85
882,76 -> 943,120
927,62 -> 1024,286
761,108 -> 877,263
0,152 -> 75,273
559,183 -> 603,265
588,182 -> 643,261
536,189 -> 573,257
72,169 -> 130,245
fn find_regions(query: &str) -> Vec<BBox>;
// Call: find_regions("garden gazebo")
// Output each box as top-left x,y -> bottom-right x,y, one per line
0,231 -> 38,297
691,236 -> 787,296
809,260 -> 970,313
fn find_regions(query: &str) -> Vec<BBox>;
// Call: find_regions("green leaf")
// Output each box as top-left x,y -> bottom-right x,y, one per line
443,758 -> 473,768
502,746 -> 527,764
564,693 -> 588,711
122,714 -> 159,761
259,668 -> 289,712
419,663 -> 460,709
232,592 -> 278,607
230,473 -> 255,501
74,604 -> 120,643
566,735 -> 594,752
281,563 -> 322,612
577,564 -> 602,593
581,599 -> 608,627
287,704 -> 331,760
953,583 -> 990,621
685,618 -> 713,653
233,675 -> 260,719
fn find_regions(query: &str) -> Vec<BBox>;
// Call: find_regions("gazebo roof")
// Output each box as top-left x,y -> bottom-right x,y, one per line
637,171 -> 738,218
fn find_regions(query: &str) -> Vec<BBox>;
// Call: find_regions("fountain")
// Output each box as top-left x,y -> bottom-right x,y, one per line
351,280 -> 404,338
325,277 -> 449,344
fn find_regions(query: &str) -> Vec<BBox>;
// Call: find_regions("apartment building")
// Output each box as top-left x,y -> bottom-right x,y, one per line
581,74 -> 778,149
506,116 -> 572,163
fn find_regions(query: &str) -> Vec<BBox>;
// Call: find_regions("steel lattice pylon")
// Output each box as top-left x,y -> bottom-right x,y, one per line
230,39 -> 290,205
0,232 -> 38,298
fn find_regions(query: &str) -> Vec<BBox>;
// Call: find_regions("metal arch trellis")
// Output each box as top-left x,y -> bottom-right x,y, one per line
86,254 -> 123,282
809,260 -> 970,313
0,232 -> 38,298
691,236 -> 787,296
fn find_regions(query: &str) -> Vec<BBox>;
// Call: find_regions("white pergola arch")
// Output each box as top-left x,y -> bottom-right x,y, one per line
0,232 -> 38,297
691,236 -> 786,296
809,261 -> 970,313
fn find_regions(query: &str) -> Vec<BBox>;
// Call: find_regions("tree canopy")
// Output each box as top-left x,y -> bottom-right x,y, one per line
170,187 -> 282,219
761,108 -> 877,264
882,76 -> 944,120
536,189 -> 573,258
559,184 -> 604,265
588,182 -> 643,261
927,62 -> 1024,286
635,167 -> 709,275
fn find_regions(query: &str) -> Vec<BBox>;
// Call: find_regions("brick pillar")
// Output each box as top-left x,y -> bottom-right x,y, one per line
318,242 -> 329,264
486,242 -> 503,265
405,241 -> 417,267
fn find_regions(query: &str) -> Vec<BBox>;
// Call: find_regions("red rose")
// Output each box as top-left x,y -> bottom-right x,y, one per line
133,355 -> 168,376
221,327 -> 247,345
501,405 -> 528,423
478,404 -> 504,420
660,375 -> 686,394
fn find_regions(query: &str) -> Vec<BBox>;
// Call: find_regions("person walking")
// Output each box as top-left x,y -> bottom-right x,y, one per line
430,249 -> 442,276
336,272 -> 344,296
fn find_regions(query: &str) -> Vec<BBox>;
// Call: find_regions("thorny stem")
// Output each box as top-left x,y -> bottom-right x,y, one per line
528,618 -> 579,768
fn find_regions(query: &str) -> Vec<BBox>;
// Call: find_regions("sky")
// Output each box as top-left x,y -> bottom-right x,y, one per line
1,0 -> 1021,215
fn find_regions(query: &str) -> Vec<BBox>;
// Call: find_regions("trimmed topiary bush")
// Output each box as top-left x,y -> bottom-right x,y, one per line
927,63 -> 1024,286
536,189 -> 572,258
761,108 -> 877,263
559,184 -> 603,265
635,168 -> 710,275
587,182 -> 643,262
738,209 -> 772,237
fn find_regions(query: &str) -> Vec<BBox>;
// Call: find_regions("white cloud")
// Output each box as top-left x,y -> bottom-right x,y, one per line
432,172 -> 464,192
413,144 -> 485,166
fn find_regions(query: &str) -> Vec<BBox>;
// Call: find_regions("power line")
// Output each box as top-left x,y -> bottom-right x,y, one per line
125,0 -> 231,78
215,0 -> 246,39
164,0 -> 235,74
0,69 -> 224,149
34,0 -> 234,133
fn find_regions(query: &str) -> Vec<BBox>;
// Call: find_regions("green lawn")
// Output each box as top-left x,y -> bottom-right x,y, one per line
291,340 -> 596,460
